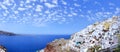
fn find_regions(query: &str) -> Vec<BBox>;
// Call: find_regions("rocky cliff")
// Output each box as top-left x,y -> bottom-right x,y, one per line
0,45 -> 6,52
39,16 -> 120,52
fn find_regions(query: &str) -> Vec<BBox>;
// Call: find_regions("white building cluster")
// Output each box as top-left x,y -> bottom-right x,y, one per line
40,16 -> 120,52
67,16 -> 120,52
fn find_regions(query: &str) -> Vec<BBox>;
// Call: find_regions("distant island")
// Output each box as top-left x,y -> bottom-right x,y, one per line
0,31 -> 16,36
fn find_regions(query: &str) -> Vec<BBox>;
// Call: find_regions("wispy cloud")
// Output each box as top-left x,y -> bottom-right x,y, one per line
0,0 -> 120,27
44,3 -> 57,8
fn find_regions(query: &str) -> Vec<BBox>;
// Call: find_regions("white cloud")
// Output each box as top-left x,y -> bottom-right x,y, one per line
5,10 -> 9,14
68,14 -> 73,17
9,15 -> 17,20
14,11 -> 19,14
18,7 -> 26,11
3,12 -> 7,16
31,0 -> 36,2
45,10 -> 50,14
28,13 -> 32,16
87,11 -> 115,21
61,0 -> 67,5
35,5 -> 43,12
0,0 -> 119,27
79,9 -> 82,12
20,3 -> 24,7
25,5 -> 32,8
20,1 -> 24,4
52,0 -> 58,4
115,7 -> 120,15
44,3 -> 56,8
2,0 -> 15,6
74,3 -> 80,7
40,0 -> 47,3
72,12 -> 77,16
87,10 -> 92,14
32,17 -> 48,27
0,4 -> 8,9
26,0 -> 30,3
11,3 -> 17,10
61,18 -> 66,22
0,0 -> 72,26
26,0 -> 36,3
79,14 -> 84,17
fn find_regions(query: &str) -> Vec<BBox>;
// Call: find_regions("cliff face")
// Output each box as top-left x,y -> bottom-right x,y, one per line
39,16 -> 120,52
44,39 -> 69,52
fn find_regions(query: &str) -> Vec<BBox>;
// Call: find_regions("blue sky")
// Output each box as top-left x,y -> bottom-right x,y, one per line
0,0 -> 120,34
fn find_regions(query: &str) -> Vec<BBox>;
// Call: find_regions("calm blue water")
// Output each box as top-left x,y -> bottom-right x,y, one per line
0,35 -> 70,52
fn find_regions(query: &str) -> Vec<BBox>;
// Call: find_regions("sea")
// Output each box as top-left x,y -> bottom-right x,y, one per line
0,35 -> 70,52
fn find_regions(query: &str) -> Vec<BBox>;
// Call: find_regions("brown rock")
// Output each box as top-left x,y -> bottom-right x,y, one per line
44,39 -> 68,52
0,45 -> 7,52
